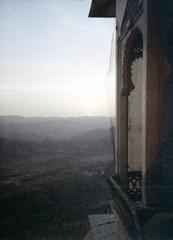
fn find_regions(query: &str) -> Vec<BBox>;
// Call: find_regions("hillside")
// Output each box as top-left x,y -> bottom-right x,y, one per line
0,117 -> 114,240
0,128 -> 113,160
0,116 -> 111,141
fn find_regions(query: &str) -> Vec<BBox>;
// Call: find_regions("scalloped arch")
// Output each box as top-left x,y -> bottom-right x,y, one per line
122,28 -> 143,96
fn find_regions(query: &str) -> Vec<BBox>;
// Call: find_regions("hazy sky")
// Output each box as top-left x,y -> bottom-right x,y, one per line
0,0 -> 115,117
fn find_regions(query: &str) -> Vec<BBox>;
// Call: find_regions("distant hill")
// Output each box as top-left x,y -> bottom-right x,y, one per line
0,127 -> 114,182
0,128 -> 113,161
0,116 -> 112,142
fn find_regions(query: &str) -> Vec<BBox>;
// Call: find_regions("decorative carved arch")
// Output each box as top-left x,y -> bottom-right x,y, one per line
121,28 -> 143,96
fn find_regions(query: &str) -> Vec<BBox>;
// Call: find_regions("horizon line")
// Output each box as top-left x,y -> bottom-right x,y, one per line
0,115 -> 114,119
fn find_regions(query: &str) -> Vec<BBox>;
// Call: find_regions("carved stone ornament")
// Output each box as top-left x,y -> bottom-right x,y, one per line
121,28 -> 143,96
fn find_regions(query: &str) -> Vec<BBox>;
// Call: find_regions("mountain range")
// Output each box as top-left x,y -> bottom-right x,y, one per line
0,116 -> 112,142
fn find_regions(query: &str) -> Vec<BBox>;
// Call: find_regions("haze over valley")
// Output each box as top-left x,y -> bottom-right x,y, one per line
0,116 -> 114,240
0,1 -> 115,239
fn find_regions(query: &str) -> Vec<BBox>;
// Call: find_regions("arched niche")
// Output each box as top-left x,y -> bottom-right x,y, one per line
122,28 -> 143,201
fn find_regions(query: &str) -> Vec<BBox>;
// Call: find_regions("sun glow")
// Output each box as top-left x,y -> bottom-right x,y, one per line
0,1 -> 114,117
